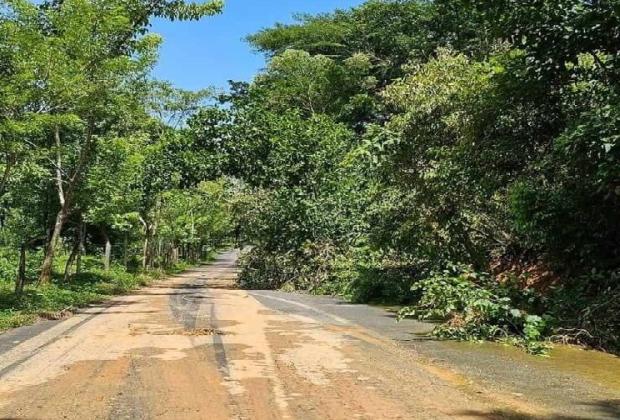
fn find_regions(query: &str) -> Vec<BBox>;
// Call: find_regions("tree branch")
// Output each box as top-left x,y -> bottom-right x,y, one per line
0,154 -> 15,199
54,126 -> 66,207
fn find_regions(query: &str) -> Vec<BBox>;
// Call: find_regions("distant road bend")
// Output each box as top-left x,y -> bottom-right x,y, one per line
0,251 -> 619,419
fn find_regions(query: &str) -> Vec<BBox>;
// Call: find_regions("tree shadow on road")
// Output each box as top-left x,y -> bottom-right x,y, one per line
454,399 -> 620,419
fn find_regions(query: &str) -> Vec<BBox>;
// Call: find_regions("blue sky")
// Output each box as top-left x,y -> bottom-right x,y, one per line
151,1 -> 365,92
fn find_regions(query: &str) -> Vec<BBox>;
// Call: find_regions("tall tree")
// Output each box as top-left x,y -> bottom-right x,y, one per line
2,0 -> 222,283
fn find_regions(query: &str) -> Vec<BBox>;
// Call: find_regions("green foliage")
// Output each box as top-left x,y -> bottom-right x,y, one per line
158,180 -> 234,252
254,49 -> 376,122
3,0 -> 619,356
509,100 -> 620,267
0,256 -> 159,332
249,0 -> 448,82
398,267 -> 552,354
546,269 -> 620,351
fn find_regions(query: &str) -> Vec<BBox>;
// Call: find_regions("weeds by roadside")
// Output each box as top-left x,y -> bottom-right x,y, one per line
0,256 -> 192,332
396,266 -> 552,355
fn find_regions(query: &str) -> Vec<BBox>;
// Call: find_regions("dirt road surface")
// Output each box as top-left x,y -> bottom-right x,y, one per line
0,251 -> 618,419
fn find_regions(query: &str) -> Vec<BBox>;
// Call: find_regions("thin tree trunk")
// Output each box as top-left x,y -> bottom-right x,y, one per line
38,208 -> 67,284
76,220 -> 85,275
140,216 -> 154,271
63,217 -> 83,281
63,240 -> 79,282
102,227 -> 112,271
15,243 -> 27,295
149,221 -> 158,270
157,238 -> 162,268
142,237 -> 148,270
123,233 -> 129,268
39,126 -> 68,285
39,118 -> 96,284
142,231 -> 151,271
149,241 -> 155,270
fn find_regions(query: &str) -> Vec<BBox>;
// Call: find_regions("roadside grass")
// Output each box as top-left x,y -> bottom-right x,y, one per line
0,255 -> 192,332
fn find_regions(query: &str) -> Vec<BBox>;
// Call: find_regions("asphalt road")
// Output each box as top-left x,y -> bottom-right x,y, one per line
250,290 -> 620,419
0,251 -> 618,419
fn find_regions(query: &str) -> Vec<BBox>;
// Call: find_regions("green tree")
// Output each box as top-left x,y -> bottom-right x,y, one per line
1,0 -> 222,283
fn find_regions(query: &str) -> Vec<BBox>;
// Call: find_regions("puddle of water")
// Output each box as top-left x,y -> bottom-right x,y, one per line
545,345 -> 620,390
373,302 -> 620,392
442,340 -> 620,391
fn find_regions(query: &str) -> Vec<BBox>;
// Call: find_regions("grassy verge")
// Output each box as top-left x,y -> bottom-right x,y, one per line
0,257 -> 193,332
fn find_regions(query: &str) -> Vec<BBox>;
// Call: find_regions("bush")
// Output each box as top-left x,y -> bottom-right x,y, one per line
0,257 -> 160,332
237,248 -> 298,289
398,266 -> 553,354
238,244 -> 417,304
0,248 -> 41,285
508,102 -> 620,270
335,251 -> 417,304
237,243 -> 345,291
547,268 -> 620,352
0,251 -> 16,282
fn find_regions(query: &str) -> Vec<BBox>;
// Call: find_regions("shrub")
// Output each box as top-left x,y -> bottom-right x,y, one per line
399,266 -> 552,354
0,256 -> 162,332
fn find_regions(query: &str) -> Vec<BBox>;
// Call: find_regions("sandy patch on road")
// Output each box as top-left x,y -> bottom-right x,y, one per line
277,326 -> 354,386
0,285 -> 213,397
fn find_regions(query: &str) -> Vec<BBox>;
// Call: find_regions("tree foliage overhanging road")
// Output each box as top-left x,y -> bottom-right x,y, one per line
1,0 -> 619,354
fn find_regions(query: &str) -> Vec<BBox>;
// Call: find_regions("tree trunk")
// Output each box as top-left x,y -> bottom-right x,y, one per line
15,243 -> 27,295
63,241 -> 79,282
142,232 -> 150,271
164,245 -> 170,268
102,227 -> 112,271
76,220 -> 85,275
63,218 -> 83,281
39,126 -> 69,285
157,238 -> 163,268
38,207 -> 67,284
78,222 -> 85,273
39,115 -> 95,283
122,233 -> 128,268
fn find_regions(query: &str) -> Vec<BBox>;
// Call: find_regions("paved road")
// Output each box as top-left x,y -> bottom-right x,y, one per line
249,291 -> 620,419
0,251 -> 618,419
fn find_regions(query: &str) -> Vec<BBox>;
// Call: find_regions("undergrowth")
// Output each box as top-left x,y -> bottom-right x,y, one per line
237,247 -> 555,353
0,255 -> 191,332
397,266 -> 552,355
239,247 -> 619,356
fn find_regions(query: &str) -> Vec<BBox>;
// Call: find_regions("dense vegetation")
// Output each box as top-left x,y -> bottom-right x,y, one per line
1,0 -> 619,355
0,0 -> 232,329
185,0 -> 619,353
